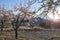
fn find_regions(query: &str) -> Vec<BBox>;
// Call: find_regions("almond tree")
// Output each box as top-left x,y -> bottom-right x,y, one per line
0,4 -> 14,32
11,0 -> 37,39
0,5 -> 6,32
36,0 -> 60,29
37,0 -> 60,18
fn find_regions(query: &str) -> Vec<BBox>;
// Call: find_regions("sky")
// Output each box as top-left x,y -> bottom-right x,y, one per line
0,0 -> 60,20
0,0 -> 41,15
0,0 -> 27,9
0,0 -> 40,10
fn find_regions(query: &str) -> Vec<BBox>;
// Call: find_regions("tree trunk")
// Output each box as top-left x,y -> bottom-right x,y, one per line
15,27 -> 18,39
1,20 -> 3,32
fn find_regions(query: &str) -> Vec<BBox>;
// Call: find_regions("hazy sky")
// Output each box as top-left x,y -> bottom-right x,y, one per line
0,0 -> 42,15
0,0 -> 60,19
0,0 -> 41,11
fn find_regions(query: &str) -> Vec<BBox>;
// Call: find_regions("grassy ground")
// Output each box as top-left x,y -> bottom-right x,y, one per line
0,31 -> 30,40
0,26 -> 60,40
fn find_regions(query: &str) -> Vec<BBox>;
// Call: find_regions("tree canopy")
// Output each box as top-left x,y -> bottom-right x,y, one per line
0,0 -> 60,19
37,0 -> 60,18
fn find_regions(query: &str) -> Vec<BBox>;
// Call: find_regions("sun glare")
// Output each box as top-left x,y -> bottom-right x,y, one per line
48,12 -> 60,21
53,13 -> 59,20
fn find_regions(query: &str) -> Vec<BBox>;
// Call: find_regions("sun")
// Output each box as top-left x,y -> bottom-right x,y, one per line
48,12 -> 60,21
53,13 -> 59,20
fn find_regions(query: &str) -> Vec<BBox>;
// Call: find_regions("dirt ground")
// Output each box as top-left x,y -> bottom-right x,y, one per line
0,26 -> 60,40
